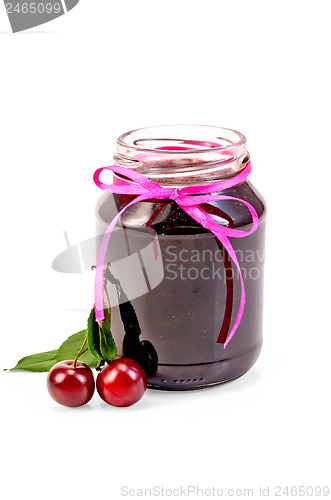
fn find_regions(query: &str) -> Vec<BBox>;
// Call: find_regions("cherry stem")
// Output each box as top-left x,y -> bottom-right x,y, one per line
72,334 -> 88,368
103,273 -> 111,311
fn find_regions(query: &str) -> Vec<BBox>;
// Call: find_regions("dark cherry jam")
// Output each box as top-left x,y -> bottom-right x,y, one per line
95,126 -> 266,390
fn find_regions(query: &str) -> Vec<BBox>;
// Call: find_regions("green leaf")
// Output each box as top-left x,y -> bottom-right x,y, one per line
78,349 -> 100,367
87,306 -> 117,362
7,304 -> 117,372
8,329 -> 99,372
57,330 -> 99,368
87,307 -> 103,360
99,307 -> 117,362
8,350 -> 58,372
102,298 -> 111,331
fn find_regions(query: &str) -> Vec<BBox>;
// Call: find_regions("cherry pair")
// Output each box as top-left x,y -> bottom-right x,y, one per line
47,358 -> 147,408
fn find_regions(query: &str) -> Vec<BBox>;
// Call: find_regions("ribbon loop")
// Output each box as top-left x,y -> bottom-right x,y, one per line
93,161 -> 258,348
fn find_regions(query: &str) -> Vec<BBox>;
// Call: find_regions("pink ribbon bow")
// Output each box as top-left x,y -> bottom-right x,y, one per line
93,161 -> 258,348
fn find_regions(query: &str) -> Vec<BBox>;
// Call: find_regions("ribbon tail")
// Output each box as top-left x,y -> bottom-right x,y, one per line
213,233 -> 245,348
177,203 -> 245,348
215,239 -> 234,344
94,193 -> 149,322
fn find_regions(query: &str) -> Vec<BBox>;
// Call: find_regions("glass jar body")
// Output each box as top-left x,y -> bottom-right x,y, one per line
96,178 -> 266,390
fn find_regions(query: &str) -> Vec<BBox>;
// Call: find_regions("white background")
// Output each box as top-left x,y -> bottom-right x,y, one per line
0,1 -> 330,499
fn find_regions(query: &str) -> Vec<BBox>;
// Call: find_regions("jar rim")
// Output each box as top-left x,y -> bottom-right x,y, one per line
117,124 -> 246,154
115,125 -> 248,186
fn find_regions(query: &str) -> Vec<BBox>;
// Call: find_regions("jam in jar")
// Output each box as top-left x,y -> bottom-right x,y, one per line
95,125 -> 266,390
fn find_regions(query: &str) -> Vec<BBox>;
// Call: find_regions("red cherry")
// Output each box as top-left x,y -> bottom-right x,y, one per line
96,358 -> 147,407
47,360 -> 95,407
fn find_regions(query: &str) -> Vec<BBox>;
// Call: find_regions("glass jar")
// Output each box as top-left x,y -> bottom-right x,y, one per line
95,125 -> 266,390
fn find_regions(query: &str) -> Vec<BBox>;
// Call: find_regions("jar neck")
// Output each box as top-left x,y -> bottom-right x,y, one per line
114,125 -> 249,186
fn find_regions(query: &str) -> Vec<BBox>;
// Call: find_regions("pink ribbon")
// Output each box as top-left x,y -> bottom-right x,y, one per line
93,161 -> 258,348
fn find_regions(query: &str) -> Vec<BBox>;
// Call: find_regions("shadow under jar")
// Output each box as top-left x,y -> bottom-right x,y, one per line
95,125 -> 266,390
